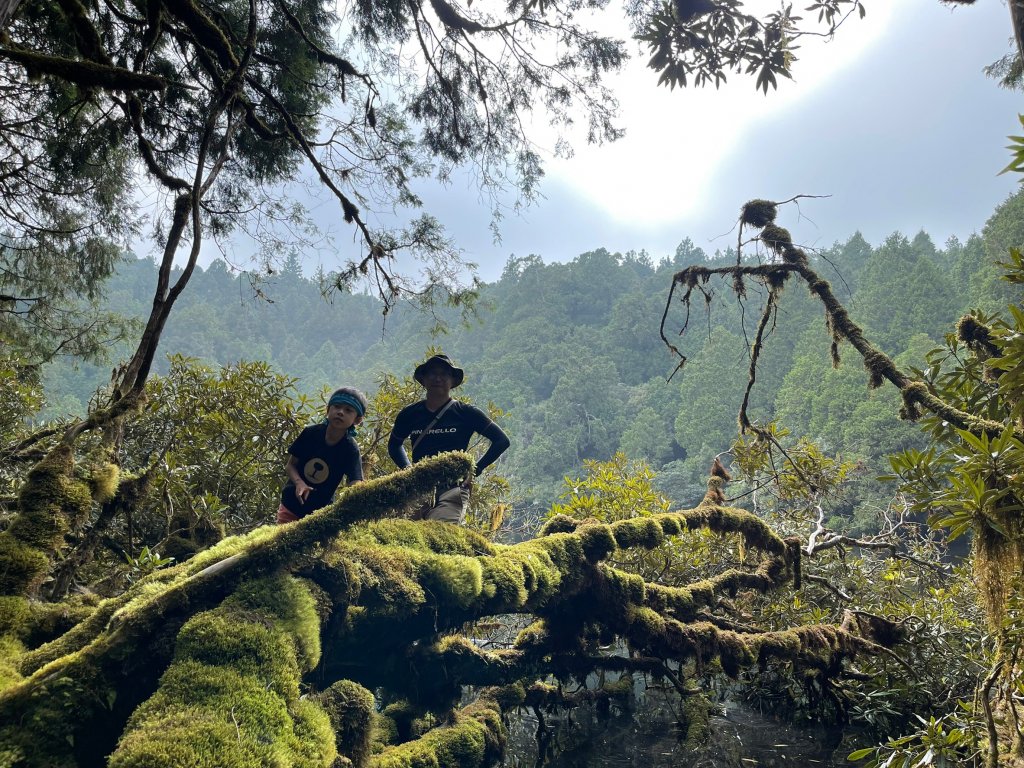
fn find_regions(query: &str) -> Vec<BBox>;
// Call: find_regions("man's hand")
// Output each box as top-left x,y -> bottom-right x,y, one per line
460,475 -> 474,491
295,479 -> 312,503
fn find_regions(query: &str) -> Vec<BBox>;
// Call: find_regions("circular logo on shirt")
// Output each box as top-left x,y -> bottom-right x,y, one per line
304,458 -> 330,484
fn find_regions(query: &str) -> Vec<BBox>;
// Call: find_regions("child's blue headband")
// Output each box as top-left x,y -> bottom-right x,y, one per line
328,391 -> 365,417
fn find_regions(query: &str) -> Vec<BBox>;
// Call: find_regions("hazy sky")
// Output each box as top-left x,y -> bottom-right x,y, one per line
358,0 -> 1022,282
205,0 -> 1022,283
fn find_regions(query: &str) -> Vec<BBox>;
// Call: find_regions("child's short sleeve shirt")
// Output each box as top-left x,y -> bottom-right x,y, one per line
280,423 -> 362,517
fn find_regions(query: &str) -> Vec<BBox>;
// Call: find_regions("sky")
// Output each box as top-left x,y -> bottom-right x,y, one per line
353,0 -> 1022,282
198,0 -> 1023,284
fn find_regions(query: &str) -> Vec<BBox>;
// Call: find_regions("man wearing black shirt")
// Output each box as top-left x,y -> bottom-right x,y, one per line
388,354 -> 510,523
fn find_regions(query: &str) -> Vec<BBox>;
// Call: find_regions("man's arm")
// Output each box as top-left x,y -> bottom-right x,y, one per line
472,421 -> 510,476
387,410 -> 413,470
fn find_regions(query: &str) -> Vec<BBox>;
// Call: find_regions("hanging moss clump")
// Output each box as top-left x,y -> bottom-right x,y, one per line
740,199 -> 777,228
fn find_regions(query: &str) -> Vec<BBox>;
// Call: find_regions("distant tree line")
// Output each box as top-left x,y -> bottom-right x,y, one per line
35,188 -> 1024,529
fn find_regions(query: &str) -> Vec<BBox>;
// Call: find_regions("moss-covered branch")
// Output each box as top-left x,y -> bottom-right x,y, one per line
108,575 -> 334,768
0,446 -> 92,601
368,690 -> 505,768
0,46 -> 167,91
0,454 -> 471,766
0,454 -> 893,767
663,199 -> 1018,441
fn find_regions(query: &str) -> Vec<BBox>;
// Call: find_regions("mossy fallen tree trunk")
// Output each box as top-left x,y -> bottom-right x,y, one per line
0,454 -> 892,768
0,454 -> 472,767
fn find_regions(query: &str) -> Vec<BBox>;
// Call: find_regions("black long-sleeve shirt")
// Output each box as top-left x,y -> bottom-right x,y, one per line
387,399 -> 510,476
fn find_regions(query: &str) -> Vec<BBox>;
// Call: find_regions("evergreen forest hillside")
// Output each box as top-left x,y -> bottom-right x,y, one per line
41,188 -> 1024,528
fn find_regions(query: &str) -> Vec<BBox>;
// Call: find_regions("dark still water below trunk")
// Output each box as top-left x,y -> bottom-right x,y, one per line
502,698 -> 849,768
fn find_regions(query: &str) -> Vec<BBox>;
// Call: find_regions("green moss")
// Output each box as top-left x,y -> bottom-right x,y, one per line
755,630 -> 801,663
658,516 -> 682,536
355,519 -> 495,558
369,695 -> 504,768
536,514 -> 578,537
492,549 -> 535,594
110,709 -> 276,768
291,698 -> 337,768
609,518 -> 642,549
417,554 -> 484,609
133,661 -> 294,736
740,199 -> 777,228
87,460 -> 121,503
0,534 -> 49,594
678,692 -> 714,745
14,445 -> 75,543
533,534 -> 586,578
327,544 -> 426,615
497,546 -> 560,604
759,224 -> 793,255
371,712 -> 400,752
489,682 -> 525,710
645,582 -> 695,617
228,576 -> 322,671
301,578 -> 335,624
599,566 -> 645,605
318,679 -> 376,767
109,575 -> 335,768
175,524 -> 280,576
17,593 -> 124,675
379,700 -> 419,743
175,612 -> 301,697
576,523 -> 616,562
0,596 -> 29,637
514,620 -> 548,649
716,631 -> 753,678
479,557 -> 527,608
462,695 -> 505,757
688,506 -> 785,556
626,605 -> 666,640
170,575 -> 323,692
689,580 -> 714,605
2,445 -> 94,598
370,716 -> 397,757
0,635 -> 25,691
22,596 -> 97,648
15,471 -> 92,549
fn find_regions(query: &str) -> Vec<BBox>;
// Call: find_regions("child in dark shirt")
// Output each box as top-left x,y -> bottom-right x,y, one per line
277,387 -> 367,524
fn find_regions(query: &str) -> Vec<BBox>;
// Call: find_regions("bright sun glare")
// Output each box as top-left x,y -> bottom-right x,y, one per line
545,1 -> 895,226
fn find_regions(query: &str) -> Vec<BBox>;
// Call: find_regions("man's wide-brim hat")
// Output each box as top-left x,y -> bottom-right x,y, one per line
414,354 -> 465,388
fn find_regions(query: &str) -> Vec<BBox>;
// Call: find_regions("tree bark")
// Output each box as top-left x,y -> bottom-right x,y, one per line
0,0 -> 22,30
